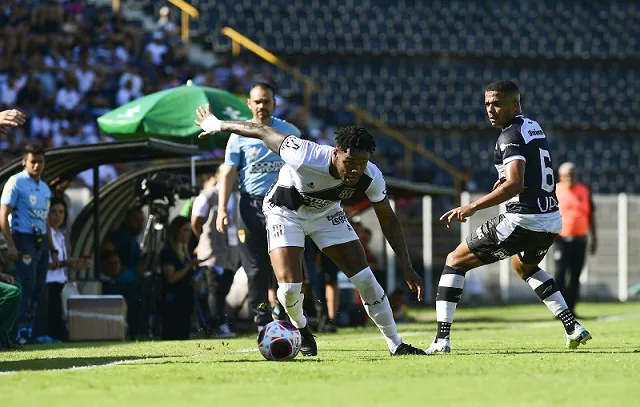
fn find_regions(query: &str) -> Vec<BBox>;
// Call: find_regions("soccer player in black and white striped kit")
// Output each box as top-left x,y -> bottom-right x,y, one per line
426,80 -> 592,354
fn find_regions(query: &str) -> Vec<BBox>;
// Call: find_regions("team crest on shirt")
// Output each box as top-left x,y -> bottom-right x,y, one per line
246,146 -> 260,160
237,229 -> 246,244
29,195 -> 37,206
338,188 -> 355,199
22,254 -> 32,265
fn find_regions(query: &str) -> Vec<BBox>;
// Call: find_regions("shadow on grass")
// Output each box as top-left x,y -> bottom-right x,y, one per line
0,355 -> 171,372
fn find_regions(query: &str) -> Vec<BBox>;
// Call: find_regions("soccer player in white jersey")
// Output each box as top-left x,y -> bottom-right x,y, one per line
195,105 -> 426,356
425,80 -> 591,354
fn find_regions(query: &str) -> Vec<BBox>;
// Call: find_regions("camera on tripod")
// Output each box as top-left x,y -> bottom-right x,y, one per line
134,172 -> 199,208
133,172 -> 200,340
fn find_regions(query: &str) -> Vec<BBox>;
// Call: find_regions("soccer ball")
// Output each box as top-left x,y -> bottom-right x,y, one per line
257,320 -> 302,361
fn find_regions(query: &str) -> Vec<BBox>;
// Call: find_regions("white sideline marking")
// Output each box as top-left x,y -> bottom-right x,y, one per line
0,358 -> 148,375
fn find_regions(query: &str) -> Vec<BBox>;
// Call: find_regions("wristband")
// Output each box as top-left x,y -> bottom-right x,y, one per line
200,115 -> 221,134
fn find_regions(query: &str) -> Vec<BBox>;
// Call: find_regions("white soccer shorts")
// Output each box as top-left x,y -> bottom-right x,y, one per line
264,206 -> 358,251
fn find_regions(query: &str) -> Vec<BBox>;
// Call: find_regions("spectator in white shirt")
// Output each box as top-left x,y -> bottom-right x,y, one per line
116,78 -> 135,106
55,78 -> 81,111
145,32 -> 168,66
74,55 -> 95,94
46,197 -> 89,341
119,64 -> 143,95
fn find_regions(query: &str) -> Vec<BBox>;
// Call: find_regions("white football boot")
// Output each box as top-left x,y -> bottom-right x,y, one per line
566,324 -> 592,349
425,338 -> 452,354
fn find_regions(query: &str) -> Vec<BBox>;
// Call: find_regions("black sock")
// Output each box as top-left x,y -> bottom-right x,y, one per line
436,321 -> 452,339
558,309 -> 578,334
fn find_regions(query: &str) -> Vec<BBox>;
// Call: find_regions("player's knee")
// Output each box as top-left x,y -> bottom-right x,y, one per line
445,251 -> 467,271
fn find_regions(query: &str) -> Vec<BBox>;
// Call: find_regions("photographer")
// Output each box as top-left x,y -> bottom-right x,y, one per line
160,216 -> 204,340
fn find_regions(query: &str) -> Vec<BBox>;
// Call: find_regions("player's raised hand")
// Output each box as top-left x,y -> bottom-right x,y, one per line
194,104 -> 221,138
0,109 -> 26,134
440,204 -> 477,228
402,265 -> 424,302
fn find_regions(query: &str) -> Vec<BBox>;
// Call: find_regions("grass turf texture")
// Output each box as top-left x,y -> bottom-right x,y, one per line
1,302 -> 639,407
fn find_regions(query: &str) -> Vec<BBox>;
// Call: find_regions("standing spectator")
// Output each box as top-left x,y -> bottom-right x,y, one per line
160,216 -> 202,340
45,197 -> 88,341
215,82 -> 301,331
554,162 -> 597,315
0,142 -> 57,345
190,170 -> 238,338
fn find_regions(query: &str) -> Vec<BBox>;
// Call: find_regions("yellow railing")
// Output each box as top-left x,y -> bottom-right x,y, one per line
166,0 -> 199,41
222,27 -> 317,113
112,0 -> 198,41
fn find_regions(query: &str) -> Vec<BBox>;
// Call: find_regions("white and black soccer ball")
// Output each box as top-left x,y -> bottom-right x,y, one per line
257,320 -> 302,361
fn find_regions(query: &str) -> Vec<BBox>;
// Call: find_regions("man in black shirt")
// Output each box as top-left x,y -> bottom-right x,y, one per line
426,80 -> 592,354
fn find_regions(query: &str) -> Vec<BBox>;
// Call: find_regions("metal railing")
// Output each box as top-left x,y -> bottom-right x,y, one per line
112,0 -> 199,41
220,27 -> 467,189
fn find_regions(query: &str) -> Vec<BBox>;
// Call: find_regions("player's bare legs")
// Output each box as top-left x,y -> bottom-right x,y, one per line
322,240 -> 425,355
511,256 -> 592,349
269,246 -> 317,356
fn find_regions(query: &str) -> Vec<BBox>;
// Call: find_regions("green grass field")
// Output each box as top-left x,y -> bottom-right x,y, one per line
2,302 -> 639,407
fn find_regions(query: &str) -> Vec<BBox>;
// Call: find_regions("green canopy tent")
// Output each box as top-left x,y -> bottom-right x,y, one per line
97,84 -> 252,183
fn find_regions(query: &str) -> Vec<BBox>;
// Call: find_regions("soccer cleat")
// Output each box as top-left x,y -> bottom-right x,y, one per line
391,343 -> 426,356
566,325 -> 592,349
298,325 -> 318,356
425,338 -> 452,355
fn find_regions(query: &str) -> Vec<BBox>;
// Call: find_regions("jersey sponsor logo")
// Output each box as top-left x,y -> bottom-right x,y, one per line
475,227 -> 485,241
302,195 -> 333,209
249,161 -> 284,173
326,210 -> 347,226
499,143 -> 520,152
29,195 -> 37,206
29,209 -> 49,220
527,129 -> 544,137
537,196 -> 558,212
282,137 -> 300,150
338,188 -> 355,199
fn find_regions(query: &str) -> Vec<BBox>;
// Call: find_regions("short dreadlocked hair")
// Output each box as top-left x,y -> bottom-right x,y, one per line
486,80 -> 520,96
334,126 -> 376,153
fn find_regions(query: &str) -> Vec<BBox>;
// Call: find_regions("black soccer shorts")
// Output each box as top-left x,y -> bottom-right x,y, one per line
466,214 -> 557,265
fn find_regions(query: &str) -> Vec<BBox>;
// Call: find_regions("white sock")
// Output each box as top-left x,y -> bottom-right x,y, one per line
276,283 -> 307,329
350,267 -> 402,353
524,268 -> 568,316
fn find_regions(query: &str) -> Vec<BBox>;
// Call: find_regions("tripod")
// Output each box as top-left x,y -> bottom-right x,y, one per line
138,201 -> 169,340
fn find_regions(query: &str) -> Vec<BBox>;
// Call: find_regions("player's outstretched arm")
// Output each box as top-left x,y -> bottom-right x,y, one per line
372,197 -> 424,302
440,159 -> 525,227
195,105 -> 287,154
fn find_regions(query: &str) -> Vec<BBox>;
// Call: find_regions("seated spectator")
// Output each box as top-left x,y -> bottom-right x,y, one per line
160,216 -> 203,340
46,197 -> 89,341
101,207 -> 146,339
